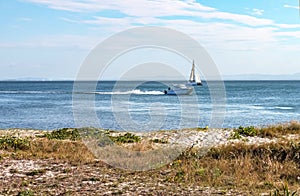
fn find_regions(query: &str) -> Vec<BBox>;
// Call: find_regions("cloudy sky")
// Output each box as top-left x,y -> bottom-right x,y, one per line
0,0 -> 300,80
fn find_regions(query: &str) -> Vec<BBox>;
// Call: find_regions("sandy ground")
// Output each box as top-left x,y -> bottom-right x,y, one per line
0,128 -> 299,195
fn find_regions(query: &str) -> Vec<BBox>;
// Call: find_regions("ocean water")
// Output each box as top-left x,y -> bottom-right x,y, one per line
0,81 -> 299,130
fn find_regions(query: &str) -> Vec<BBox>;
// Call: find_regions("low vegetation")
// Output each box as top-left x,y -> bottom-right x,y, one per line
259,121 -> 300,138
270,183 -> 298,196
25,169 -> 46,176
0,135 -> 30,151
0,122 -> 299,195
44,128 -> 80,141
17,190 -> 34,196
109,132 -> 141,143
165,141 -> 300,194
235,126 -> 257,137
150,138 -> 169,144
230,121 -> 300,140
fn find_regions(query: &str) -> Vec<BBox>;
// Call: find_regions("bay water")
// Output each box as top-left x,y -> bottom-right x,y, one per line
0,81 -> 299,130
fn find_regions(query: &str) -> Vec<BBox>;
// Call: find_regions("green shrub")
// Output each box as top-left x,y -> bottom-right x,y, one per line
109,133 -> 141,143
174,170 -> 185,182
235,126 -> 257,137
74,128 -> 115,147
229,131 -> 242,140
195,168 -> 206,176
0,135 -> 30,151
270,183 -> 298,196
45,128 -> 80,140
150,138 -> 168,144
196,126 -> 209,131
17,190 -> 34,196
212,167 -> 222,178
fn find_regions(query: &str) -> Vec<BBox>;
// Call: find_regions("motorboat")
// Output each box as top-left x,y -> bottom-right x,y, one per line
164,84 -> 193,95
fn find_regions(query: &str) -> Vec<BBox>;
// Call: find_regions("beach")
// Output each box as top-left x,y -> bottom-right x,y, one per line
0,122 -> 299,195
2,0 -> 300,195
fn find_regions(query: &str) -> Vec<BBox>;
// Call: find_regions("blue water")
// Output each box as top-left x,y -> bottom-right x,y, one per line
0,81 -> 299,130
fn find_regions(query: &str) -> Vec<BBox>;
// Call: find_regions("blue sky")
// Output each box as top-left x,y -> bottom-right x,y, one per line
0,0 -> 300,80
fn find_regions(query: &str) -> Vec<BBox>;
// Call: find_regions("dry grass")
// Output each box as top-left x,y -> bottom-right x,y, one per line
230,121 -> 300,139
258,121 -> 300,138
0,123 -> 299,195
126,140 -> 155,151
166,141 -> 300,193
8,138 -> 95,165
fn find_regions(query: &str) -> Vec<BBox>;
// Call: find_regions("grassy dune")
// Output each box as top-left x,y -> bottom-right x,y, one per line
0,122 -> 299,195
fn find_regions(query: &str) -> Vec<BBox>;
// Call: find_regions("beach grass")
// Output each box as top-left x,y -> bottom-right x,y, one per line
0,121 -> 299,195
230,120 -> 300,139
171,141 -> 300,189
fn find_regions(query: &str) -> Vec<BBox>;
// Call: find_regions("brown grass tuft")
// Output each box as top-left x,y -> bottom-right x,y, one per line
165,140 -> 300,193
126,140 -> 154,151
259,121 -> 300,138
11,138 -> 95,164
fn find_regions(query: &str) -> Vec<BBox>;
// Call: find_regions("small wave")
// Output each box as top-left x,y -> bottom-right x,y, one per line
245,105 -> 265,110
274,106 -> 294,110
0,91 -> 66,94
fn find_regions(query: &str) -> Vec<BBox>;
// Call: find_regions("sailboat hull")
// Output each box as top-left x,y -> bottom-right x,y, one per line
187,81 -> 202,86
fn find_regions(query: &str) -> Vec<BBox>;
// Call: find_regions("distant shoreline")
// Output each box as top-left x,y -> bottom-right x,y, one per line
2,72 -> 300,81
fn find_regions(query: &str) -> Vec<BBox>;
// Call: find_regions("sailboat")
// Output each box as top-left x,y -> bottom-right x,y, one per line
187,60 -> 202,86
163,60 -> 201,95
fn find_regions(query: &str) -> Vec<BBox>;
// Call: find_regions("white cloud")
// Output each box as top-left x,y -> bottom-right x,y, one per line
284,4 -> 300,10
22,0 -> 215,13
3,0 -> 297,78
15,1 -> 300,54
200,11 -> 273,26
23,0 -> 275,27
276,23 -> 300,28
157,19 -> 278,52
275,31 -> 300,38
53,16 -> 281,53
251,8 -> 264,16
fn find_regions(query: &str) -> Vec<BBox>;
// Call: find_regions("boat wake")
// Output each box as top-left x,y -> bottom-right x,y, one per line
95,89 -> 164,95
0,90 -> 164,95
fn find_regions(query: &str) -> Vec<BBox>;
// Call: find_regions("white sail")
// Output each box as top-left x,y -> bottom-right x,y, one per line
195,73 -> 201,84
189,60 -> 196,82
188,60 -> 202,86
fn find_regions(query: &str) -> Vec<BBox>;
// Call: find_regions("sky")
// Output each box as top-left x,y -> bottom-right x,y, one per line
0,0 -> 300,80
